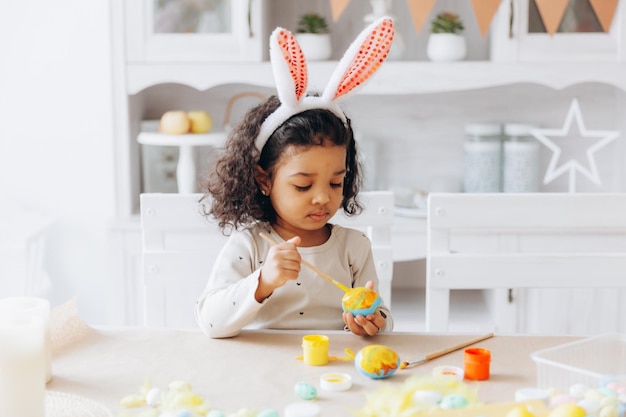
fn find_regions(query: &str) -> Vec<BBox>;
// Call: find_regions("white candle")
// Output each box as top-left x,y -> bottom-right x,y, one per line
0,315 -> 46,417
0,297 -> 51,382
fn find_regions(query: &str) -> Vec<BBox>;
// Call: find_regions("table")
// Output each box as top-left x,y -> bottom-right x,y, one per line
48,328 -> 578,416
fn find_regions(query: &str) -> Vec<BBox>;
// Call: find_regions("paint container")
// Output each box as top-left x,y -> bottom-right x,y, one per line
320,373 -> 352,391
433,365 -> 465,382
302,335 -> 329,366
464,347 -> 491,380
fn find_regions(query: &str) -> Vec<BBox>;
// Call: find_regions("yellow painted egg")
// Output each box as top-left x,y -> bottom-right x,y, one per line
342,287 -> 381,316
548,403 -> 587,417
354,344 -> 401,379
506,405 -> 537,417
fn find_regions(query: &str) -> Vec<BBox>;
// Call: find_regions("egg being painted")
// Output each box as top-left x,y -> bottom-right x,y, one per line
354,344 -> 401,379
342,287 -> 381,316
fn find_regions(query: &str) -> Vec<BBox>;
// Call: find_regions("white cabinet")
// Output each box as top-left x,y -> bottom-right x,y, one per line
124,0 -> 266,63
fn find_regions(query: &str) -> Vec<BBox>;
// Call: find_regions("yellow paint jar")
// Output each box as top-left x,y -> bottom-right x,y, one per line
302,334 -> 329,366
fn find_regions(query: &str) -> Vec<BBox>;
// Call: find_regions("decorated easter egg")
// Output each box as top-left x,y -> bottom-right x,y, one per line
342,287 -> 381,316
354,344 -> 401,379
439,394 -> 469,410
505,405 -> 537,417
548,403 -> 587,417
294,381 -> 317,400
257,409 -> 280,417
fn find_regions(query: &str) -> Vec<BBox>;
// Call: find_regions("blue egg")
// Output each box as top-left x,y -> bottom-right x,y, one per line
206,410 -> 226,417
176,410 -> 192,417
354,345 -> 401,379
294,381 -> 317,400
439,394 -> 469,409
257,409 -> 280,417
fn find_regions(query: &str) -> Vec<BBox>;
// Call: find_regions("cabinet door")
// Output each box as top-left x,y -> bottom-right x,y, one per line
125,0 -> 265,63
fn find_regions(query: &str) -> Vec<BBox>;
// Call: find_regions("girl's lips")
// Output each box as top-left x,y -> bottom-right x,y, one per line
309,211 -> 329,221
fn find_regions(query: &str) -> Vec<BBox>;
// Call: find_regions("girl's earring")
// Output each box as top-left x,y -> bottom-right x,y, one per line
261,190 -> 267,196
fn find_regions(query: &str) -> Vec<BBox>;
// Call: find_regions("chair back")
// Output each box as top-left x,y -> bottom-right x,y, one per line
426,193 -> 626,334
140,191 -> 394,328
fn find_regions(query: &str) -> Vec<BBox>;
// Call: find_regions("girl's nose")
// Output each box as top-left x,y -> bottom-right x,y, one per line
312,189 -> 331,205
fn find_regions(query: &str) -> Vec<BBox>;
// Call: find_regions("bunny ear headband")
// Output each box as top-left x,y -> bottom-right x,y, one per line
255,16 -> 395,151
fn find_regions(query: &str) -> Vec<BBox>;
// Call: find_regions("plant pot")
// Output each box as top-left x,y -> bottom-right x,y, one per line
427,33 -> 466,62
295,33 -> 332,61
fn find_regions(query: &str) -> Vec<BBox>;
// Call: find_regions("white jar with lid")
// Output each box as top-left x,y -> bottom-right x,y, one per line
502,123 -> 540,193
463,123 -> 502,193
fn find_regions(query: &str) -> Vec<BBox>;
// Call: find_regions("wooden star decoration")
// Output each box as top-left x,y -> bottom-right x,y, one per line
530,98 -> 619,193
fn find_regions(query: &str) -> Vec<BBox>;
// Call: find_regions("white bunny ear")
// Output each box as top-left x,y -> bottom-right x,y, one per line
255,18 -> 394,152
323,17 -> 394,102
269,27 -> 308,107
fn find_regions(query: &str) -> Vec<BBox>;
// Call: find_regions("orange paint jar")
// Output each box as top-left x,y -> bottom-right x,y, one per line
464,347 -> 491,380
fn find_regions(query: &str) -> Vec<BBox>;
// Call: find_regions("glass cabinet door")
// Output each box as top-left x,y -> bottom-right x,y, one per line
125,0 -> 265,62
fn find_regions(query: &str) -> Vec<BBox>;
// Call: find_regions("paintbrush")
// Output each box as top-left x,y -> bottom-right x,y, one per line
259,232 -> 349,293
400,332 -> 495,368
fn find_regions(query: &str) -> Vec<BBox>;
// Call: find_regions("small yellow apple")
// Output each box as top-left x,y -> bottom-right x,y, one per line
159,110 -> 190,134
187,110 -> 213,134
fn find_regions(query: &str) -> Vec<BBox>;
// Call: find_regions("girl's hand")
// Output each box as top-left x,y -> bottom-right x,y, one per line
343,281 -> 386,336
255,236 -> 301,302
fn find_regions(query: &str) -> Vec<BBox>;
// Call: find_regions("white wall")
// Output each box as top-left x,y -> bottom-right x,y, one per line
0,0 -> 115,323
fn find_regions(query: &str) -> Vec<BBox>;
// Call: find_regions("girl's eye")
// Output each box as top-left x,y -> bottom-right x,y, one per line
295,185 -> 311,192
330,182 -> 343,188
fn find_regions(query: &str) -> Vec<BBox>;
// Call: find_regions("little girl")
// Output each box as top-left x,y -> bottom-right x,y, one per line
195,17 -> 395,338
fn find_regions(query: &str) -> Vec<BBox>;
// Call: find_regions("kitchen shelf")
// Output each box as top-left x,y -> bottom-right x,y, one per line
126,61 -> 626,95
137,131 -> 227,147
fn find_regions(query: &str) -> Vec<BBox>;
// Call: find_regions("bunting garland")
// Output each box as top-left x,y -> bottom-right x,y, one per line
330,0 -> 351,23
328,0 -> 619,36
589,0 -> 619,33
534,0 -> 569,35
470,0 -> 502,38
405,0 -> 437,34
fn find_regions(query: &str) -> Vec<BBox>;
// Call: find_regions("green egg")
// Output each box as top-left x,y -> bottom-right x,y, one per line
294,381 -> 317,400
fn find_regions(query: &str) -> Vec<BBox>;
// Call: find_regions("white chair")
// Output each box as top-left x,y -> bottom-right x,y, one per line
140,191 -> 394,328
426,193 -> 626,335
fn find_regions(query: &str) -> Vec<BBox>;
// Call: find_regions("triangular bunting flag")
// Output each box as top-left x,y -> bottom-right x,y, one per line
470,0 -> 503,38
534,0 -> 569,36
589,0 -> 619,33
406,0 -> 437,33
329,0 -> 351,22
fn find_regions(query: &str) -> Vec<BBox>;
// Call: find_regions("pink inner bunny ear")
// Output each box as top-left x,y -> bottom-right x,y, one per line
333,18 -> 394,101
275,29 -> 308,102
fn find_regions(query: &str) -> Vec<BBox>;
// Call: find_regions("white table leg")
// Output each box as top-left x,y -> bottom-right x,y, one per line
176,145 -> 196,194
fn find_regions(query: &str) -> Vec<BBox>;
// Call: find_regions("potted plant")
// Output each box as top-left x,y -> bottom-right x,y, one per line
427,12 -> 466,62
295,13 -> 332,61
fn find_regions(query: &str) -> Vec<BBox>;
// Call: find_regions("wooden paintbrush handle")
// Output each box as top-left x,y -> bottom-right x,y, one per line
424,332 -> 494,361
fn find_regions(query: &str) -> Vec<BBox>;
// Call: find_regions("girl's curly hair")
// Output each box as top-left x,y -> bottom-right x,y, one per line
201,95 -> 363,232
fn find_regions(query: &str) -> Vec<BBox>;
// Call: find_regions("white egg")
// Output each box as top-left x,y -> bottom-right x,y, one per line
577,398 -> 600,415
569,383 -> 588,399
412,389 -> 442,406
146,387 -> 162,407
599,404 -> 618,417
585,388 -> 605,402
